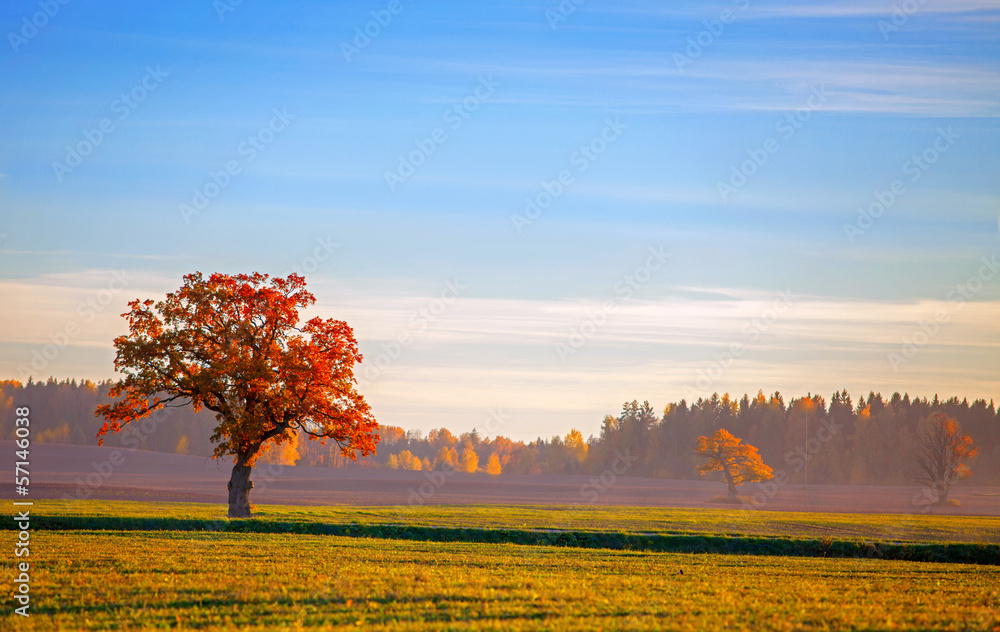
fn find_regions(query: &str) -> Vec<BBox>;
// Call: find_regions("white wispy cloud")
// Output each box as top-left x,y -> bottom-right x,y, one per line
747,0 -> 1000,19
2,272 -> 996,437
358,52 -> 1000,116
579,0 -> 1000,20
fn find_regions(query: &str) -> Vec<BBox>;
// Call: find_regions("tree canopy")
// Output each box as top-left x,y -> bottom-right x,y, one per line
914,413 -> 979,503
695,428 -> 773,498
95,272 -> 378,516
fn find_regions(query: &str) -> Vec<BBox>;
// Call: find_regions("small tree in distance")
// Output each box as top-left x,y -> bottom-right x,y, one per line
486,453 -> 502,475
435,446 -> 459,471
695,429 -> 773,499
914,413 -> 979,504
95,272 -> 379,518
459,445 -> 479,473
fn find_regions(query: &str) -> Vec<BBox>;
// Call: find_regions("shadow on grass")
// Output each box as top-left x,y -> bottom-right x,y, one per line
13,515 -> 1000,566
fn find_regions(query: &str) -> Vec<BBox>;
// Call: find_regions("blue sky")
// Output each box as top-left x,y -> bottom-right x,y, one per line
1,0 -> 998,440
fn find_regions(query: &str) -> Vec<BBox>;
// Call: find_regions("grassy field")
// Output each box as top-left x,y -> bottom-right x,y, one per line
4,500 -> 1000,630
33,499 -> 1000,544
4,530 -> 1000,631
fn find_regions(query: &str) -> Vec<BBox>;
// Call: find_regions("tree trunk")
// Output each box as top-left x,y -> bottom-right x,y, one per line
937,479 -> 949,504
722,466 -> 737,498
228,458 -> 253,518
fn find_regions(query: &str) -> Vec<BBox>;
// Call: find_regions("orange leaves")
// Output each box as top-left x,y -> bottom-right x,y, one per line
94,272 -> 378,465
793,395 -> 819,415
694,428 -> 773,487
915,413 -> 980,499
694,429 -> 740,473
940,417 -> 979,463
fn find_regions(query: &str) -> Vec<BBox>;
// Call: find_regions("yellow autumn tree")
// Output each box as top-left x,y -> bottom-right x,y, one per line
459,446 -> 479,473
486,453 -> 502,476
257,430 -> 300,466
435,446 -> 459,471
396,450 -> 423,471
37,422 -> 70,444
564,429 -> 588,463
695,428 -> 773,498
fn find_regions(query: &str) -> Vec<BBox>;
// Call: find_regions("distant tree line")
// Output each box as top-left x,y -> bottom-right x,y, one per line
2,379 -> 998,486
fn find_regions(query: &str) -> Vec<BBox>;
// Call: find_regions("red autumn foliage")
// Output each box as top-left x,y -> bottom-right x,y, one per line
95,272 -> 378,516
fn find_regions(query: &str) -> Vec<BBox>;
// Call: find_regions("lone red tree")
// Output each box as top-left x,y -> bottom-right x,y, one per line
914,413 -> 979,504
96,272 -> 378,517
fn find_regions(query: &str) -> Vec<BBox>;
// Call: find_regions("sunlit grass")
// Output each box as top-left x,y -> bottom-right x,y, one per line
4,530 -> 999,631
32,498 -> 1000,544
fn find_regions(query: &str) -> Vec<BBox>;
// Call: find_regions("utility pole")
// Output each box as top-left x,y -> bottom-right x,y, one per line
803,407 -> 809,490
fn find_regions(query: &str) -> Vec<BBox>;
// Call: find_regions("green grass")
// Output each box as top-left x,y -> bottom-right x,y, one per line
22,513 -> 1000,565
33,498 -> 1000,544
4,530 -> 999,631
7,500 -> 1000,629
